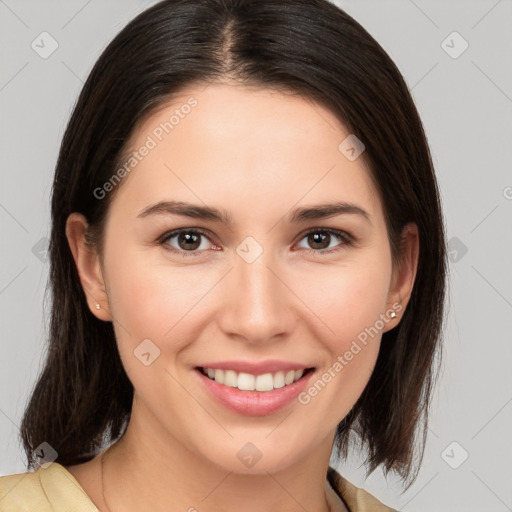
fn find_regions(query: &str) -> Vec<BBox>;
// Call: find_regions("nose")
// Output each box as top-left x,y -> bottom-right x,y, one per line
216,248 -> 297,345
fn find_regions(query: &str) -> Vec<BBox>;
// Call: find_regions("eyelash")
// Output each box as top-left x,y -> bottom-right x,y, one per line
158,227 -> 354,258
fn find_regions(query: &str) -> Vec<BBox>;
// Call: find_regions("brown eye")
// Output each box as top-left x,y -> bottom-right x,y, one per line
176,232 -> 202,251
307,232 -> 331,250
160,228 -> 213,256
296,229 -> 353,254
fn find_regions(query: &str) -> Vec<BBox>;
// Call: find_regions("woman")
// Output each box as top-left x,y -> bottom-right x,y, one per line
0,0 -> 446,510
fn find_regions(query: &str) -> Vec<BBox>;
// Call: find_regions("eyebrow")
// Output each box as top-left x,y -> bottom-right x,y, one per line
137,200 -> 371,225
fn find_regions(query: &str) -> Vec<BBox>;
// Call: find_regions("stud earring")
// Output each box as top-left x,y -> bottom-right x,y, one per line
95,303 -> 101,310
390,311 -> 397,319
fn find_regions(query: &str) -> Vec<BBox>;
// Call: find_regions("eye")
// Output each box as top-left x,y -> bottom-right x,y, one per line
159,228 -> 217,257
158,227 -> 353,258
295,228 -> 353,254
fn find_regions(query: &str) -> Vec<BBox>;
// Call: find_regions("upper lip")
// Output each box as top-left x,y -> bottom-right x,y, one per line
196,359 -> 314,374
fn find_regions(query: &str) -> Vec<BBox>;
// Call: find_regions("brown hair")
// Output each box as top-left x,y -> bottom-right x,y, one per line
20,0 -> 447,491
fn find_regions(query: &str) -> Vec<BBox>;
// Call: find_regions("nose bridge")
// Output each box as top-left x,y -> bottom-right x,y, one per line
218,240 -> 294,343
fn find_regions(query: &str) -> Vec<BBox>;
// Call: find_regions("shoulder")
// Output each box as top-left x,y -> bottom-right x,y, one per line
0,469 -> 50,512
327,466 -> 397,512
0,463 -> 98,512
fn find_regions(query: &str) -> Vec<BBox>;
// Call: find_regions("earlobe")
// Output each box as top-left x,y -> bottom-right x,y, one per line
65,212 -> 112,321
384,222 -> 420,331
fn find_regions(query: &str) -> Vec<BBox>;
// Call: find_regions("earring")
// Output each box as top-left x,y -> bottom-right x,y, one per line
390,311 -> 397,319
95,303 -> 101,310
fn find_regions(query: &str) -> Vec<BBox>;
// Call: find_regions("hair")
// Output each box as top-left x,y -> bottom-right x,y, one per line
20,0 -> 447,492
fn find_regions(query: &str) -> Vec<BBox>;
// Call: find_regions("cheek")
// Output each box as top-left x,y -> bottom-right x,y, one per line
293,258 -> 391,404
297,259 -> 392,343
105,248 -> 214,353
294,268 -> 389,420
104,257 -> 204,402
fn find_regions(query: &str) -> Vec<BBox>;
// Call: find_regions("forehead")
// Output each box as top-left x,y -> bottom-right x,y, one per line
109,83 -> 382,223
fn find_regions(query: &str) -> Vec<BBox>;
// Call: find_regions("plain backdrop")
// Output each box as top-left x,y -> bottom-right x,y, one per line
1,1 -> 511,511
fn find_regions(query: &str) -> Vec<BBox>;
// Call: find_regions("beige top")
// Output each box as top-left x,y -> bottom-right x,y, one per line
0,462 -> 396,511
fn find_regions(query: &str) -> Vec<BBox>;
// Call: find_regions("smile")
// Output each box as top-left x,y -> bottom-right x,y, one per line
194,365 -> 316,416
198,367 -> 313,392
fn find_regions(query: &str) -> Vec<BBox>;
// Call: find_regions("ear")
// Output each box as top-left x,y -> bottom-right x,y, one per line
383,222 -> 419,331
65,212 -> 112,321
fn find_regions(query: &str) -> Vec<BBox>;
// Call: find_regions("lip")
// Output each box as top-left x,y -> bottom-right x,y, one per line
194,366 -> 315,416
197,359 -> 311,374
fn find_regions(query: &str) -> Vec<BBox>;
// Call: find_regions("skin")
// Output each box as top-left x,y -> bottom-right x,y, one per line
65,81 -> 419,512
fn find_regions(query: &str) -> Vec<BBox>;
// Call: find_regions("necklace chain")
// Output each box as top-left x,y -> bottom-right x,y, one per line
101,448 -> 113,512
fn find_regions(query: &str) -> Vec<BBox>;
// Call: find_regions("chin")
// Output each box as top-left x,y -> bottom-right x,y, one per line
196,436 -> 311,476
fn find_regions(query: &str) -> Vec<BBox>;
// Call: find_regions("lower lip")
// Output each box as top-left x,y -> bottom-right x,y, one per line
194,368 -> 314,416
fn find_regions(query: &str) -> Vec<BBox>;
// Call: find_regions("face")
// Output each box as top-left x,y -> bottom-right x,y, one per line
69,82 -> 416,474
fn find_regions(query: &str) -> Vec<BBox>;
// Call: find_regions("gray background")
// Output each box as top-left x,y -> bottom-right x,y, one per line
1,1 -> 511,511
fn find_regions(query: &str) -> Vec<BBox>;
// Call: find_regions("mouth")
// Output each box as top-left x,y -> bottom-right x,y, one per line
196,366 -> 315,392
194,365 -> 316,416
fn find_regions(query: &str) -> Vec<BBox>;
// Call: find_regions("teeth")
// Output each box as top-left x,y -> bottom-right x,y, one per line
273,371 -> 285,389
201,367 -> 308,391
284,370 -> 295,385
238,372 -> 255,391
224,370 -> 238,387
214,369 -> 224,384
255,373 -> 274,391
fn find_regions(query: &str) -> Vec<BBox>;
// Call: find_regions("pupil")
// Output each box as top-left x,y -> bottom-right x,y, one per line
179,233 -> 200,250
177,232 -> 330,251
309,232 -> 329,249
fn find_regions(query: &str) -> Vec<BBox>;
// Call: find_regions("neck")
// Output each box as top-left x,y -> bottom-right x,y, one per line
99,396 -> 342,512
